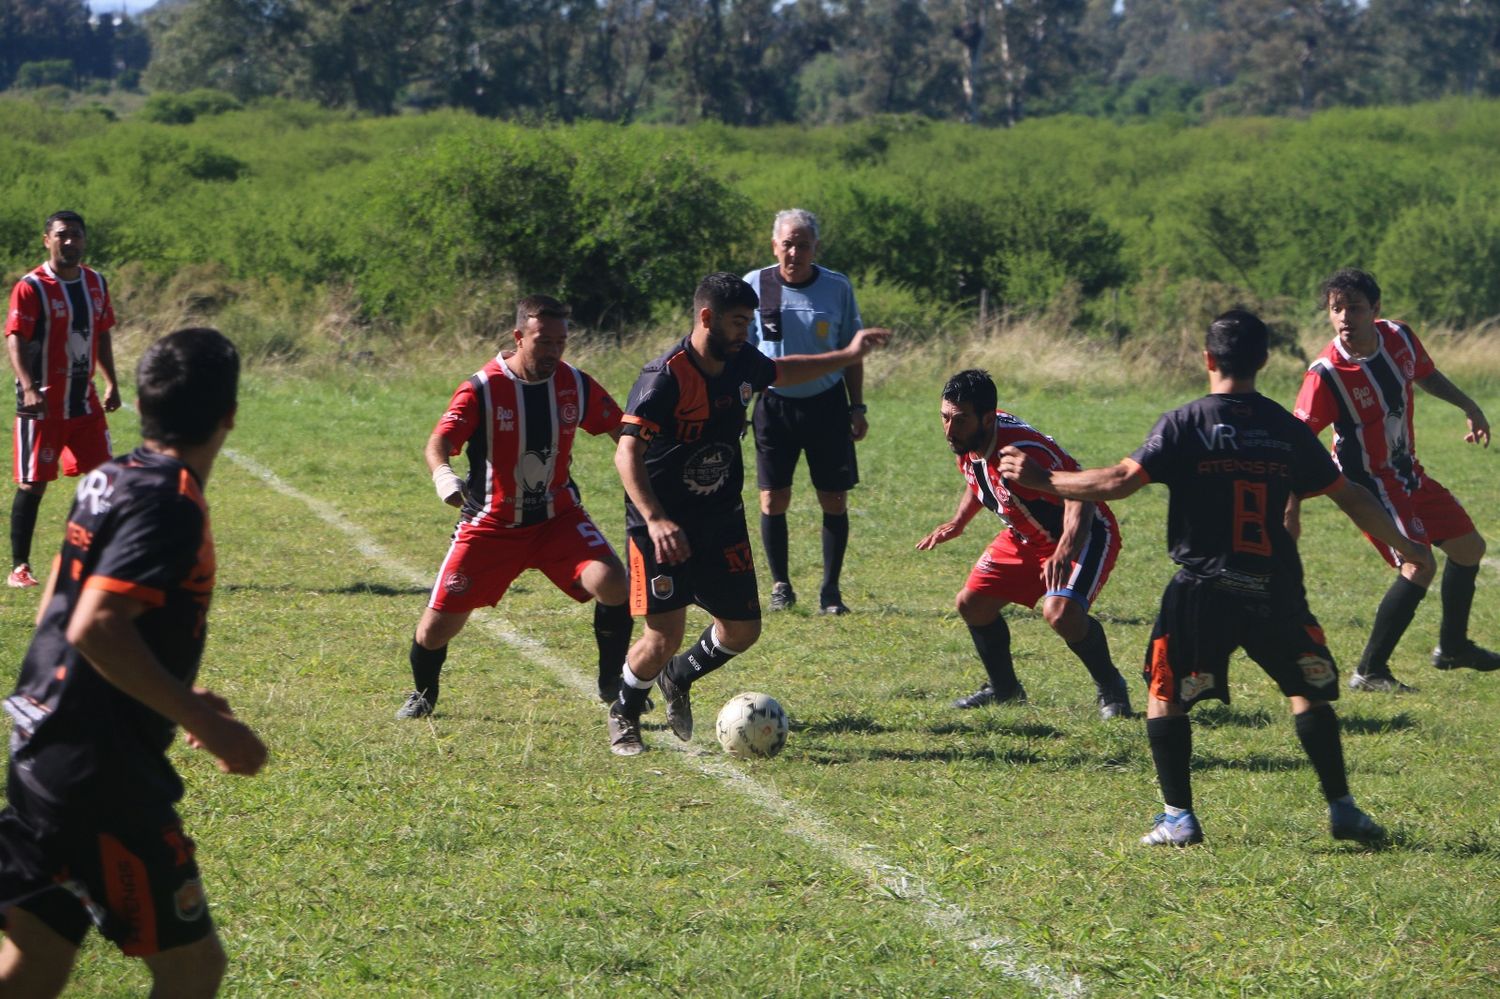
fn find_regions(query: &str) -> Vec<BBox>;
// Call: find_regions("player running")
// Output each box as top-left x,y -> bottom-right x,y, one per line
917,369 -> 1132,718
0,327 -> 266,994
6,211 -> 123,590
1292,268 -> 1496,692
1000,310 -> 1430,847
395,296 -> 634,719
606,273 -> 890,756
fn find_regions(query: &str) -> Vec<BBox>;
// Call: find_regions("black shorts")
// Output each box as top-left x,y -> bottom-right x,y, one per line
1142,570 -> 1341,708
627,509 -> 760,620
0,786 -> 214,957
753,385 -> 859,493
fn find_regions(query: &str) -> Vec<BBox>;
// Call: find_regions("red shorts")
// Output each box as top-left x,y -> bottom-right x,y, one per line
1366,475 -> 1475,566
964,519 -> 1119,611
428,505 -> 618,613
13,409 -> 112,484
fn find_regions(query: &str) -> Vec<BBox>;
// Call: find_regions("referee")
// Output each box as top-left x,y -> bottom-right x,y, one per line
744,209 -> 870,615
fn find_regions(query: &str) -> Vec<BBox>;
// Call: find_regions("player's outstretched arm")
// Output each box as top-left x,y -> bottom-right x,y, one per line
916,489 -> 982,550
1416,371 -> 1491,447
774,328 -> 892,387
66,588 -> 267,776
1326,479 -> 1435,573
998,447 -> 1147,502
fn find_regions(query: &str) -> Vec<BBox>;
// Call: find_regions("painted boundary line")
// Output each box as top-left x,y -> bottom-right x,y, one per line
224,446 -> 1086,999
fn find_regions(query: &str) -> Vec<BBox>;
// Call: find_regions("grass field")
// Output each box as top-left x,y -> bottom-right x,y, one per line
2,337 -> 1497,997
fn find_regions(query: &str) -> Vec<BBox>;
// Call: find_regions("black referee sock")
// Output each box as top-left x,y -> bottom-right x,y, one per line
1146,714 -> 1194,812
1066,616 -> 1121,688
10,488 -> 42,568
968,616 -> 1021,695
1438,560 -> 1480,652
1293,703 -> 1350,803
1358,575 -> 1427,675
820,512 -> 849,600
761,512 -> 790,585
409,638 -> 447,706
665,625 -> 742,689
594,601 -> 633,689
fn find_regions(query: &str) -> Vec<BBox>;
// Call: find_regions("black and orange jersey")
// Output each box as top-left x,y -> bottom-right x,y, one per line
5,448 -> 215,818
1130,393 -> 1341,584
619,336 -> 777,530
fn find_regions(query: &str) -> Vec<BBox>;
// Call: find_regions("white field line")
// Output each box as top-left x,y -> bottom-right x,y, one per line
224,447 -> 1086,999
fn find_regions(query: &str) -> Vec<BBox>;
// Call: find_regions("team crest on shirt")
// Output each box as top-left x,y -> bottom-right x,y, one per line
1180,672 -> 1216,701
1297,654 -> 1335,688
173,879 -> 207,921
444,571 -> 471,594
739,382 -> 752,406
41,448 -> 57,463
1402,358 -> 1415,379
651,575 -> 674,599
683,443 -> 733,496
561,403 -> 579,425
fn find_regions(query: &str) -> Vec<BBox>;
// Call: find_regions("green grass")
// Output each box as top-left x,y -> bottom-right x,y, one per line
2,344 -> 1496,997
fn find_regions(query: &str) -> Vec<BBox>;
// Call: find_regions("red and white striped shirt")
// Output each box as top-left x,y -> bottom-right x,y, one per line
434,356 -> 621,529
6,263 -> 114,419
1294,319 -> 1435,498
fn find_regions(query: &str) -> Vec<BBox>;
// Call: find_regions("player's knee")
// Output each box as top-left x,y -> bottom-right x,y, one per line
954,590 -> 997,627
1043,601 -> 1087,642
147,934 -> 226,999
760,489 -> 791,516
719,619 -> 761,652
815,490 -> 847,515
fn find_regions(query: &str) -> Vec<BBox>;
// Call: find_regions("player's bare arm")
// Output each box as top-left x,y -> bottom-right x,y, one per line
5,333 -> 43,416
615,434 -> 689,565
999,446 -> 1148,502
916,488 -> 983,550
1415,370 -> 1491,447
774,328 -> 892,387
1044,499 -> 1096,592
846,360 -> 868,442
1284,494 -> 1302,542
426,431 -> 469,508
66,587 -> 268,776
1326,479 -> 1435,573
97,329 -> 121,412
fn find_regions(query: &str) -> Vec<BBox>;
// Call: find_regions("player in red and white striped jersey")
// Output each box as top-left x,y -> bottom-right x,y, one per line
5,211 -> 122,590
395,296 -> 633,720
1292,268 -> 1496,691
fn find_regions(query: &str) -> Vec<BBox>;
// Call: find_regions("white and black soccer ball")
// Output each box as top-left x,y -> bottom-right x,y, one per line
715,691 -> 788,759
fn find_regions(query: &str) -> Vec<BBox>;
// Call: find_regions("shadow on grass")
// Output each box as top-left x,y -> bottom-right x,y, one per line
928,719 -> 1066,740
794,714 -> 889,735
1339,712 -> 1417,735
1191,704 -> 1277,729
1193,751 -> 1304,773
801,746 -> 1048,766
218,581 -> 430,597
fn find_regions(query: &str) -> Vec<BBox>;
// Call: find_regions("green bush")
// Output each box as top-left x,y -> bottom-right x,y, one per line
1375,197 -> 1500,326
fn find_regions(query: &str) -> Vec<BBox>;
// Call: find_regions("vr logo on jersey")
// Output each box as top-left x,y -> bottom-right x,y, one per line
1195,423 -> 1238,451
1297,654 -> 1335,688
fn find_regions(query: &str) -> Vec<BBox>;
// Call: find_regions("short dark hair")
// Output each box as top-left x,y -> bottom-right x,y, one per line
941,368 -> 997,416
1320,268 -> 1380,309
516,294 -> 570,330
44,210 -> 85,234
137,328 -> 240,446
1205,309 -> 1268,379
693,272 -> 758,315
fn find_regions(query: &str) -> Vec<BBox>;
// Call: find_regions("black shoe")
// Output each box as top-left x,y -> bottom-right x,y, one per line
818,589 -> 850,615
1431,642 -> 1500,672
1097,675 -> 1134,720
608,707 -> 646,756
953,682 -> 1026,709
395,691 -> 434,720
769,581 -> 796,612
1348,670 -> 1418,693
656,670 -> 693,741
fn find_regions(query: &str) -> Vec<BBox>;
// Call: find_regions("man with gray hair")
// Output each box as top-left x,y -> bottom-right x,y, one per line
743,209 -> 871,615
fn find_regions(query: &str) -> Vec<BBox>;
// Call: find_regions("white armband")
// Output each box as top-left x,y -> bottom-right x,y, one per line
432,463 -> 465,503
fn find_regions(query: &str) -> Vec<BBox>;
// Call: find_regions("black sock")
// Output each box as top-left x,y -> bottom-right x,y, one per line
820,512 -> 849,601
1146,714 -> 1194,811
761,512 -> 789,585
1066,616 -> 1122,688
968,616 -> 1020,694
594,601 -> 632,689
10,489 -> 42,568
409,638 -> 447,706
1439,560 -> 1480,652
1293,703 -> 1349,803
665,625 -> 741,688
615,667 -> 653,718
1358,575 -> 1427,675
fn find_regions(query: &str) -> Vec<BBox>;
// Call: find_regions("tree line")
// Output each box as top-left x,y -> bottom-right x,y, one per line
6,0 -> 1500,125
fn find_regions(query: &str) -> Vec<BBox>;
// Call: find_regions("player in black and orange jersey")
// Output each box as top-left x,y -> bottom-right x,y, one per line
396,295 -> 635,719
917,369 -> 1132,719
1000,310 -> 1429,847
606,273 -> 890,756
0,327 -> 266,995
6,211 -> 123,590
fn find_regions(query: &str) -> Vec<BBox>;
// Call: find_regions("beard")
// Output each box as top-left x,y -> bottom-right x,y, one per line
706,318 -> 736,361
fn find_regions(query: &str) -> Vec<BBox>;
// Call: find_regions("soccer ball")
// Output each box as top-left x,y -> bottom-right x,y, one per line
715,692 -> 788,759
